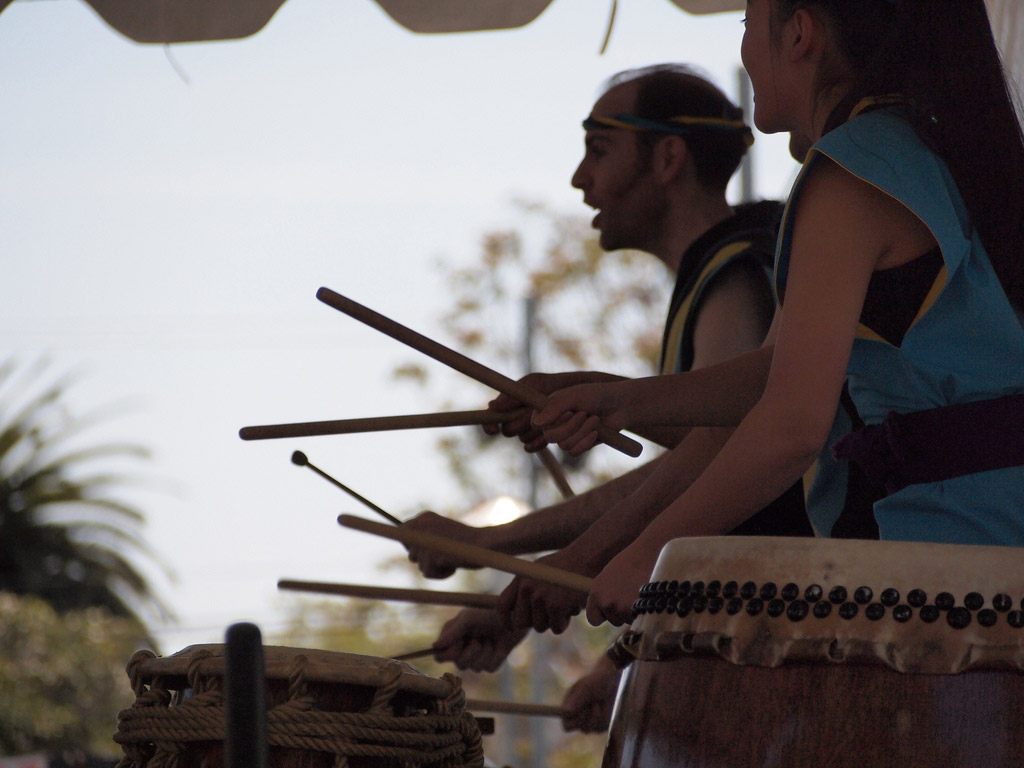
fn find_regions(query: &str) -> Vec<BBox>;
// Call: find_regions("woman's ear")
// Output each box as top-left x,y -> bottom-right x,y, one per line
785,8 -> 819,63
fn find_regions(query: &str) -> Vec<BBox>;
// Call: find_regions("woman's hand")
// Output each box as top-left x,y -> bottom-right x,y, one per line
585,537 -> 662,627
485,371 -> 625,452
531,380 -> 635,457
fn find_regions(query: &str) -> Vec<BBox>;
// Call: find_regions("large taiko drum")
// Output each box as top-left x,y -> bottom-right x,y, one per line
602,537 -> 1024,768
113,645 -> 484,768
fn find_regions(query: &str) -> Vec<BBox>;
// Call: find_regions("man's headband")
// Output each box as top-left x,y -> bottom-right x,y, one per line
582,113 -> 754,148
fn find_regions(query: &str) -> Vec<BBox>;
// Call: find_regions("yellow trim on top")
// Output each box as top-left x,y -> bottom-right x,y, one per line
782,146 -> 949,344
774,158 -> 814,299
802,463 -> 818,502
911,265 -> 949,327
854,323 -> 890,344
848,94 -> 904,120
661,240 -> 753,374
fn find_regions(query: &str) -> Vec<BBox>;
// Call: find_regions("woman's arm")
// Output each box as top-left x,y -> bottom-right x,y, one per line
586,157 -> 938,624
532,344 -> 775,455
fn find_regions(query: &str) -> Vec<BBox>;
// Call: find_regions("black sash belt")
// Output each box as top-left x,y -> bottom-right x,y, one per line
832,393 -> 1024,496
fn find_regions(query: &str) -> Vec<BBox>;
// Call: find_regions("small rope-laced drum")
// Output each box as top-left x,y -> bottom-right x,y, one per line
603,537 -> 1024,768
113,645 -> 484,768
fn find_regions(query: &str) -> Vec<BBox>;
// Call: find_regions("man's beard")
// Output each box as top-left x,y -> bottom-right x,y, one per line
599,170 -> 666,253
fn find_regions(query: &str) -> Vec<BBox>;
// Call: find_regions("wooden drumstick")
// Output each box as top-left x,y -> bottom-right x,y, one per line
315,287 -> 643,458
277,579 -> 500,609
244,415 -> 572,501
291,451 -> 403,526
338,514 -> 593,594
464,700 -> 564,718
239,408 -> 529,440
538,447 -> 573,499
390,647 -> 439,662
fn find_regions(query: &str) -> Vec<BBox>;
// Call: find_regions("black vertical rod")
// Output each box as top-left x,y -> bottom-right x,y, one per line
225,622 -> 268,768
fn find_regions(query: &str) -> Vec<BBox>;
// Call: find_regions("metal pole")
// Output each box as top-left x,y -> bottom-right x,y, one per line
524,295 -> 541,505
524,295 -> 551,768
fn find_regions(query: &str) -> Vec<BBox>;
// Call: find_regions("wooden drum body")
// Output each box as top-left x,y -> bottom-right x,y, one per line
603,537 -> 1024,768
114,645 -> 484,768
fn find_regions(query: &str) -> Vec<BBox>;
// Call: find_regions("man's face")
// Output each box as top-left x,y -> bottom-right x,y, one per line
571,83 -> 667,253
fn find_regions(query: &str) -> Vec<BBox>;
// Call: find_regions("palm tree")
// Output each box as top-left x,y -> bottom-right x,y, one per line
0,357 -> 171,629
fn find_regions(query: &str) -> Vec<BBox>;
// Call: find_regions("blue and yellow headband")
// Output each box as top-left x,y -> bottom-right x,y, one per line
582,113 -> 754,148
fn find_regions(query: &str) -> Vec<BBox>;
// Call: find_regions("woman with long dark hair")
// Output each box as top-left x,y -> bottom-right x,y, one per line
515,0 -> 1024,627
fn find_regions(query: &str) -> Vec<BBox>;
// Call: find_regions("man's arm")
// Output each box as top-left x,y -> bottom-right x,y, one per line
527,260 -> 781,573
689,259 -> 775,370
411,258 -> 780,581
496,261 -> 780,629
404,457 -> 663,578
496,424 -> 736,632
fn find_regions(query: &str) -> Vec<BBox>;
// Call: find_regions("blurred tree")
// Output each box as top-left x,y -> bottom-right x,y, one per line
0,357 -> 171,632
0,592 -> 147,757
385,203 -> 673,767
276,203 -> 670,767
394,201 -> 672,509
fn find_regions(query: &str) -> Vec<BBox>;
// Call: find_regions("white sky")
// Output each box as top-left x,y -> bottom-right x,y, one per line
0,0 -> 806,652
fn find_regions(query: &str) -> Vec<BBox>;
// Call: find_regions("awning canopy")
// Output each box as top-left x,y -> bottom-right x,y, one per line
0,0 -> 743,43
0,0 -> 1018,90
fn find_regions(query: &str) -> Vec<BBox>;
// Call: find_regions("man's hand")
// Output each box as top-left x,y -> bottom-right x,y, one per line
561,654 -> 622,734
431,608 -> 527,673
495,551 -> 588,634
402,511 -> 483,579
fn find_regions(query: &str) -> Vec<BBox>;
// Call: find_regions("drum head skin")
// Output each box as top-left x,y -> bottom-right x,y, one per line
603,537 -> 1024,768
137,644 -> 453,698
625,537 -> 1024,674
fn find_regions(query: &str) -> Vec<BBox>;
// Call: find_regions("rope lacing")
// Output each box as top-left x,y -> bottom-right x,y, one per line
113,653 -> 484,768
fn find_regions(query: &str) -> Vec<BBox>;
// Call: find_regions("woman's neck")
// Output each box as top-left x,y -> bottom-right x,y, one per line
806,85 -> 852,142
